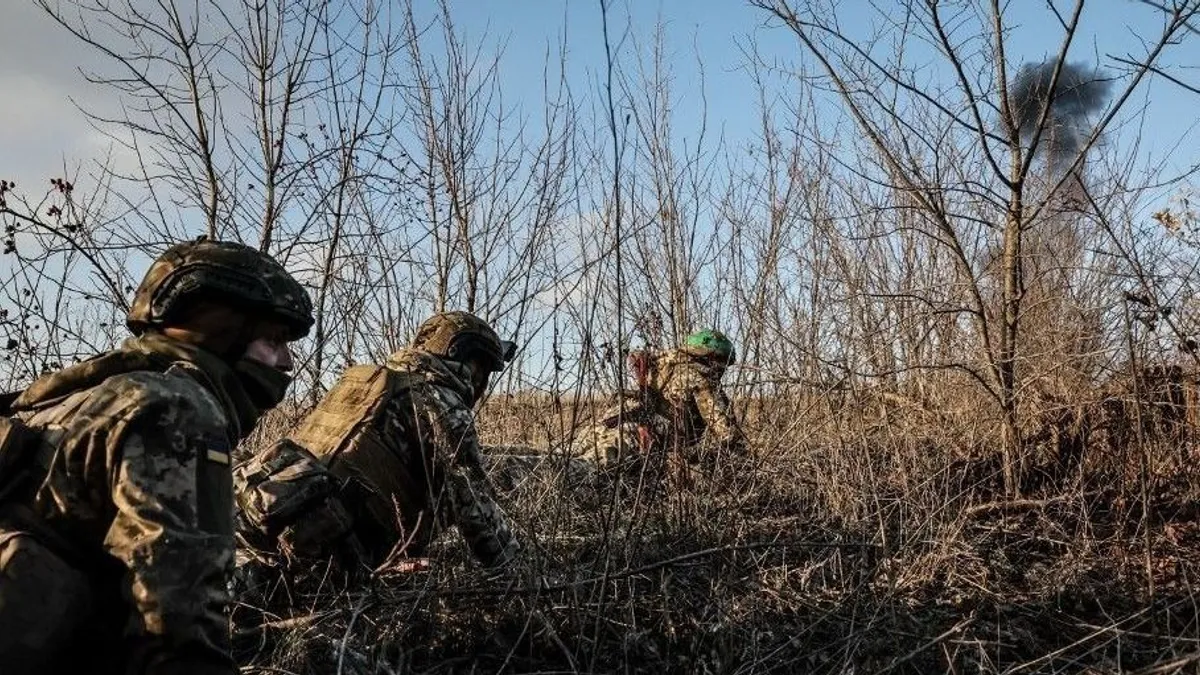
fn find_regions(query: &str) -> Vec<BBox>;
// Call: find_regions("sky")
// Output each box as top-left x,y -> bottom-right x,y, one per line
3,0 -> 1199,199
426,0 -> 1200,180
4,0 -> 1200,382
0,0 -> 791,191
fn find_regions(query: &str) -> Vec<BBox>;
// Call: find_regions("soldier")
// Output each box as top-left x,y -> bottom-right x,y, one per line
569,329 -> 744,488
235,311 -> 520,578
650,329 -> 744,459
569,385 -> 670,470
0,237 -> 313,675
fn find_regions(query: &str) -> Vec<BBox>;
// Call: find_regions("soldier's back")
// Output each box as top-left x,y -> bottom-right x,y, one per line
286,350 -> 476,565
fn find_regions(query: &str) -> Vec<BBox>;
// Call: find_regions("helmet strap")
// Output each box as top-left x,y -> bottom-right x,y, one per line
470,365 -> 491,405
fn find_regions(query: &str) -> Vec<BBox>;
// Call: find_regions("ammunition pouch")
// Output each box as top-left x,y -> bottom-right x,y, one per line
235,438 -> 355,561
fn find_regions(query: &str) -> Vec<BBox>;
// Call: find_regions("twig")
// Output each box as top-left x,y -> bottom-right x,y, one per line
1000,607 -> 1153,674
880,615 -> 975,673
233,611 -> 335,638
336,594 -> 372,675
963,497 -> 1067,519
1130,652 -> 1200,675
385,538 -> 874,601
535,609 -> 579,672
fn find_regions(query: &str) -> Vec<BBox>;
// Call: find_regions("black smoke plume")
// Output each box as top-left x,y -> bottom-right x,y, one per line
1010,60 -> 1112,166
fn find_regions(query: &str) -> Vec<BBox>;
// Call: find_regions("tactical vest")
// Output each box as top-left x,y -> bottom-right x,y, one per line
237,364 -> 424,567
294,364 -> 430,561
289,364 -> 418,464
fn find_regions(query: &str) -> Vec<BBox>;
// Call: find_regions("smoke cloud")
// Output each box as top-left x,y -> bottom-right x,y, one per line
1010,60 -> 1112,165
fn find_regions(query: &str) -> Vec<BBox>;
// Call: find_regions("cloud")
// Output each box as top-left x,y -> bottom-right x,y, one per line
0,73 -> 94,183
0,2 -> 120,188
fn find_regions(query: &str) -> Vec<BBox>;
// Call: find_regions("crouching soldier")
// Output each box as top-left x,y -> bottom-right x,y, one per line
569,390 -> 671,469
563,348 -> 674,496
236,311 -> 521,580
650,329 -> 745,461
571,329 -> 745,492
0,237 -> 313,675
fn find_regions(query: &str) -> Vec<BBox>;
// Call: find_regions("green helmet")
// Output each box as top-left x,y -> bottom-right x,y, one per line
412,311 -> 516,372
126,237 -> 314,340
683,329 -> 735,365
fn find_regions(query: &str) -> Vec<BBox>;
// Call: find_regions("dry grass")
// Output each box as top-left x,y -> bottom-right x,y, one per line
231,385 -> 1200,674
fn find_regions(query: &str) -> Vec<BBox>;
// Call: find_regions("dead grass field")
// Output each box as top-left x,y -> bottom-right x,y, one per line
231,381 -> 1200,674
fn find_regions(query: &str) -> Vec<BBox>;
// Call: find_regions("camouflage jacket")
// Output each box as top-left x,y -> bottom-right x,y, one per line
4,333 -> 254,673
313,348 -> 519,569
653,348 -> 742,449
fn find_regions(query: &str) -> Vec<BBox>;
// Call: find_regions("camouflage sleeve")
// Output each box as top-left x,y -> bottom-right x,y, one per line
694,382 -> 743,449
425,388 -> 520,568
103,397 -> 236,674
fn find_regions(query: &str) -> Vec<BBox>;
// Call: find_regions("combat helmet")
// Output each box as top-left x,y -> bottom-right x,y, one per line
126,237 -> 314,339
412,311 -> 516,372
682,328 -> 736,365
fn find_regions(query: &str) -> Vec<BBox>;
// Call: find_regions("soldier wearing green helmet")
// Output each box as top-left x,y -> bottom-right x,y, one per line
682,329 -> 737,364
654,328 -> 744,458
569,328 -> 744,489
0,237 -> 312,675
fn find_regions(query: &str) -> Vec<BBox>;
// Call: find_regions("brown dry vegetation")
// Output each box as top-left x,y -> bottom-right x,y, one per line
230,378 -> 1200,675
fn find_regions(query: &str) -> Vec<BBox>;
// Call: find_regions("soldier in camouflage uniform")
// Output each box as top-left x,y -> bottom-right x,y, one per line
652,329 -> 744,459
236,311 -> 520,576
0,238 -> 313,675
569,390 -> 671,469
569,329 -> 744,487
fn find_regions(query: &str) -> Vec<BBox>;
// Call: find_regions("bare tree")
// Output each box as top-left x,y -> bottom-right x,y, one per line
751,0 -> 1200,494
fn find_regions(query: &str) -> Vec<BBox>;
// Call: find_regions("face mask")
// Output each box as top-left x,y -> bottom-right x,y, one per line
234,357 -> 294,411
472,368 -> 492,405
